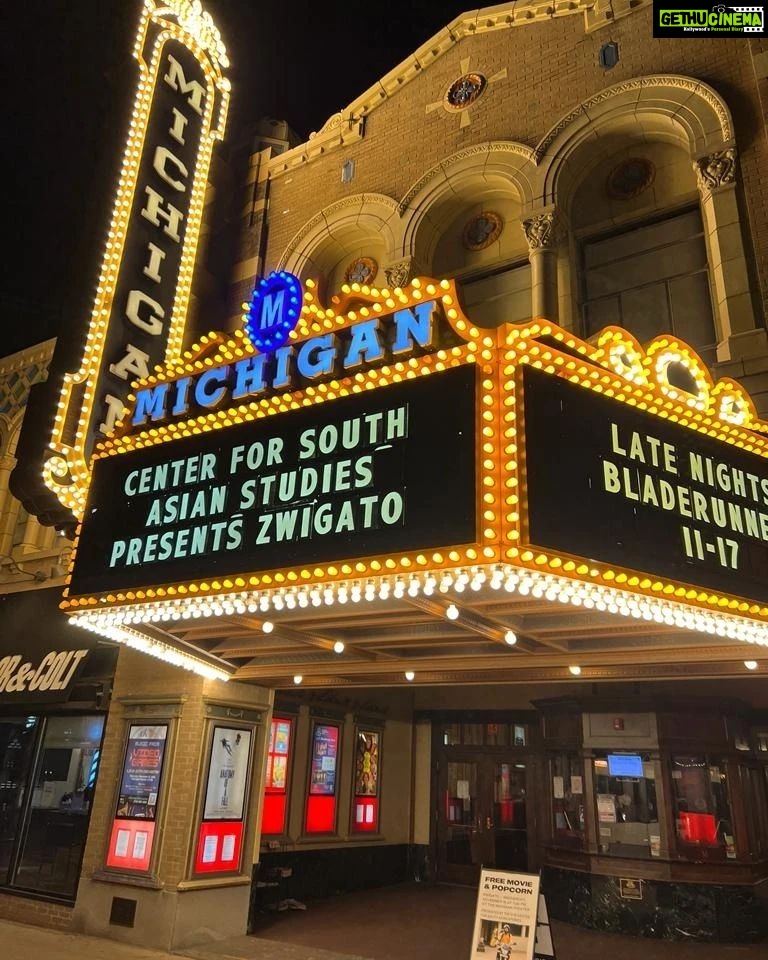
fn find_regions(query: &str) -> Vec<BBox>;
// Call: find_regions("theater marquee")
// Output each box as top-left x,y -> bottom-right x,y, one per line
61,274 -> 768,673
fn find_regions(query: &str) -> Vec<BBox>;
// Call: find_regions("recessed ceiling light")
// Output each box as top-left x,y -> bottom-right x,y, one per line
293,675 -> 303,684
504,630 -> 517,646
744,660 -> 758,671
333,640 -> 345,654
569,665 -> 582,676
446,603 -> 459,620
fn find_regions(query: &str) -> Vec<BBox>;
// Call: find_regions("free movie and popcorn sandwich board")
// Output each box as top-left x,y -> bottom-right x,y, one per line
469,868 -> 556,959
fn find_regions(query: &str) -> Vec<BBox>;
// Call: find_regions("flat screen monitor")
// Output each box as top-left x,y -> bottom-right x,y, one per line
607,753 -> 643,778
37,748 -> 72,783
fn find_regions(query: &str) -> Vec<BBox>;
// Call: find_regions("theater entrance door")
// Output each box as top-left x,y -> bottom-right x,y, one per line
435,754 -> 529,886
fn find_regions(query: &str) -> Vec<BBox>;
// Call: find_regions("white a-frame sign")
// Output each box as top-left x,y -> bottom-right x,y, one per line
470,868 -> 539,959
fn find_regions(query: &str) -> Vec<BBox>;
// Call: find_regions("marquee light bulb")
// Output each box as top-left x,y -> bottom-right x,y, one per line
293,675 -> 303,685
744,660 -> 758,670
446,603 -> 460,621
569,665 -> 582,676
405,670 -> 415,681
333,640 -> 345,654
262,620 -> 274,633
504,630 -> 517,646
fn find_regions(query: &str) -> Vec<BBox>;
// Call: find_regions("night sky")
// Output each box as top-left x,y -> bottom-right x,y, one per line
2,1 -> 464,359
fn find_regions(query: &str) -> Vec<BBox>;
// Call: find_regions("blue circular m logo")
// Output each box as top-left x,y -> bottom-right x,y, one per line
244,271 -> 302,353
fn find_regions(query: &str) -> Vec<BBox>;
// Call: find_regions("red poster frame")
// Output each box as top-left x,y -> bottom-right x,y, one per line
304,720 -> 340,835
105,722 -> 168,873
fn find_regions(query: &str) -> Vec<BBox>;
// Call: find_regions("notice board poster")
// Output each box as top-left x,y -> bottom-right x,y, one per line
309,723 -> 339,795
117,724 -> 168,819
203,726 -> 252,820
470,868 -> 540,960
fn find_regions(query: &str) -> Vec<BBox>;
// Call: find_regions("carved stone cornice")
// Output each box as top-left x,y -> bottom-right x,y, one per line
694,147 -> 737,195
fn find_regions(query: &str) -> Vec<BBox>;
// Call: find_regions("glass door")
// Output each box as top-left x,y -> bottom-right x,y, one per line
437,759 -> 488,884
490,760 -> 528,873
436,756 -> 529,885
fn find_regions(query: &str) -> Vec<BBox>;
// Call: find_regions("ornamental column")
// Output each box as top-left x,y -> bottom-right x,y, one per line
522,210 -> 559,323
694,147 -> 768,362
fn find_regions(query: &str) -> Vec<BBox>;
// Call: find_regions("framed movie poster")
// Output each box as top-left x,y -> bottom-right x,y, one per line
266,717 -> 292,791
352,727 -> 381,833
107,722 -> 168,872
203,726 -> 253,820
263,716 -> 294,835
309,723 -> 339,796
116,723 -> 168,819
305,721 -> 340,833
354,729 -> 380,796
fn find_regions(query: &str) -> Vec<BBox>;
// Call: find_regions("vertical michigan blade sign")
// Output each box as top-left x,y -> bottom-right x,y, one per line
45,0 -> 230,518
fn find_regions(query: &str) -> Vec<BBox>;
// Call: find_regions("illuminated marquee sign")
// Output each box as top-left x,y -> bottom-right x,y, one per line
67,364 -> 477,597
62,279 -> 767,658
522,365 -> 768,604
129,297 -> 441,428
502,324 -> 768,621
45,0 -> 230,517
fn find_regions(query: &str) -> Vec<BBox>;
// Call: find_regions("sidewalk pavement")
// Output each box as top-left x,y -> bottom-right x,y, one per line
1,914 -> 767,960
0,919 -> 360,960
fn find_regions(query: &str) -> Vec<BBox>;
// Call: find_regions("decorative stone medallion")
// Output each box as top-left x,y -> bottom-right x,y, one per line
462,211 -> 503,251
444,73 -> 487,111
344,256 -> 378,285
606,158 -> 655,200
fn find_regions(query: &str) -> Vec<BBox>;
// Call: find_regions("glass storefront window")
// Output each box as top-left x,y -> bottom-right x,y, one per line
0,718 -> 39,882
593,753 -> 659,858
550,754 -> 584,848
670,755 -> 734,854
5,714 -> 104,899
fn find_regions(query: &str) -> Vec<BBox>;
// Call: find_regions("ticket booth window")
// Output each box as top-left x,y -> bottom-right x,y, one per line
352,729 -> 380,833
593,753 -> 660,858
262,717 -> 293,835
671,755 -> 734,857
304,722 -> 340,834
